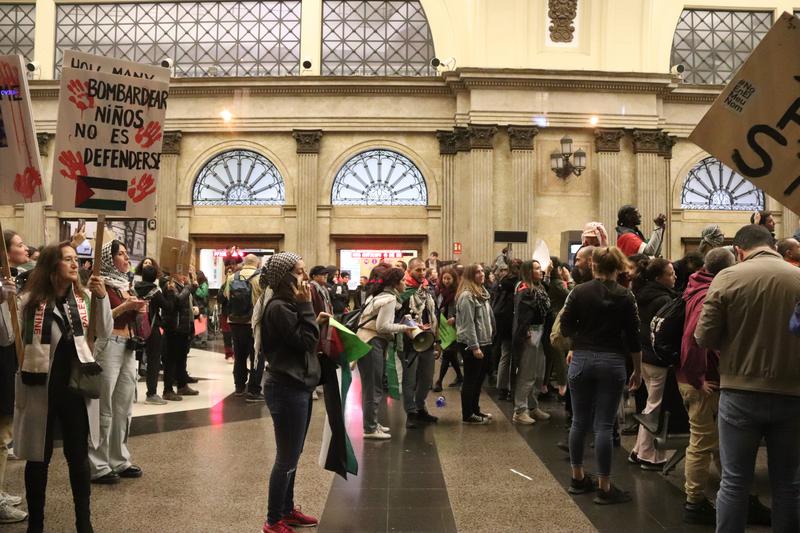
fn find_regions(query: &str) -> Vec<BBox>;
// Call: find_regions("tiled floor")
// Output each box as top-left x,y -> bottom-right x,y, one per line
0,343 -> 779,532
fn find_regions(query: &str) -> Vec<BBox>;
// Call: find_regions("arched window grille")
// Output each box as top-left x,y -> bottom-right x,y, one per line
0,4 -> 35,58
680,157 -> 764,212
193,150 -> 285,206
331,149 -> 427,206
322,0 -> 436,76
670,9 -> 771,85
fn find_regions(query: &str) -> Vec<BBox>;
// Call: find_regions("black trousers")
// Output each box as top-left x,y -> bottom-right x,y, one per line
459,343 -> 491,420
163,331 -> 190,392
436,347 -> 462,384
25,342 -> 92,533
230,323 -> 254,392
144,328 -> 163,397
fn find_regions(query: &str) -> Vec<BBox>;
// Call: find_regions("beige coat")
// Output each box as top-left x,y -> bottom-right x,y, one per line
10,292 -> 113,462
695,249 -> 800,397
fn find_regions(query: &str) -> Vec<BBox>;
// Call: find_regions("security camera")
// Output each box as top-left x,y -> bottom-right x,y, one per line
431,57 -> 456,72
25,61 -> 40,73
670,64 -> 685,76
431,57 -> 441,68
160,58 -> 174,69
302,60 -> 312,69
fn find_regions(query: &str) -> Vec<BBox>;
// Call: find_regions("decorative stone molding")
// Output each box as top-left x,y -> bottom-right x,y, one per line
36,133 -> 52,156
293,130 -> 323,154
658,133 -> 677,160
162,131 -> 183,155
632,129 -> 662,154
594,129 -> 624,153
454,127 -> 471,152
436,130 -> 458,155
468,125 -> 498,150
507,126 -> 539,151
548,0 -> 578,43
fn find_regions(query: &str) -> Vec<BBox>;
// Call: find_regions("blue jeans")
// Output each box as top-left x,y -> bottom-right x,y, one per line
568,351 -> 626,477
264,379 -> 313,526
717,390 -> 800,533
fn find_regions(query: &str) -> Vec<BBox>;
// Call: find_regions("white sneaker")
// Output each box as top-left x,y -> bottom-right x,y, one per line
0,491 -> 22,506
363,428 -> 391,440
0,500 -> 27,523
378,423 -> 390,433
513,411 -> 536,425
312,390 -> 319,400
531,408 -> 551,421
145,394 -> 168,405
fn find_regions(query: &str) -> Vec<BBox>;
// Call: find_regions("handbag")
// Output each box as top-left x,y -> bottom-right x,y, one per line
68,359 -> 103,399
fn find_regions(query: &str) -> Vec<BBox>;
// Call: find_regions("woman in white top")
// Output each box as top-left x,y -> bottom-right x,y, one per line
355,265 -> 414,440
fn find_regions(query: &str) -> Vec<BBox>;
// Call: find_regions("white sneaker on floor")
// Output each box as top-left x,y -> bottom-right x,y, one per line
531,408 -> 551,420
513,411 -> 536,425
145,394 -> 168,405
0,491 -> 22,506
312,390 -> 319,400
0,500 -> 27,523
363,428 -> 391,440
378,424 -> 390,433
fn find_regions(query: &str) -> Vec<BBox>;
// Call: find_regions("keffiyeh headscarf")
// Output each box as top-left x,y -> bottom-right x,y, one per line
100,241 -> 131,290
582,222 -> 609,247
264,252 -> 301,289
700,224 -> 724,250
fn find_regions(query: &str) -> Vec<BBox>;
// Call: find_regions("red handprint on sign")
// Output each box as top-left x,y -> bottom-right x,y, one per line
0,61 -> 20,91
58,150 -> 88,181
135,121 -> 162,149
14,166 -> 42,200
128,173 -> 156,203
67,79 -> 94,111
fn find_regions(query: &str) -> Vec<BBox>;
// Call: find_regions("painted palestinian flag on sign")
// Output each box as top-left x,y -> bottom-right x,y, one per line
318,318 -> 370,479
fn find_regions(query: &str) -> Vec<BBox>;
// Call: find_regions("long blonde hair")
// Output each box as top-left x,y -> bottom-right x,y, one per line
456,263 -> 486,299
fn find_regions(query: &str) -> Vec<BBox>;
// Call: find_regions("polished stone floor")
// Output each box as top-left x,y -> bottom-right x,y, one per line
2,340 -> 774,532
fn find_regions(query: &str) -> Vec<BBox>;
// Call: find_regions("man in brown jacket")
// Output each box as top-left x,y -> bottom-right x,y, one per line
695,224 -> 800,533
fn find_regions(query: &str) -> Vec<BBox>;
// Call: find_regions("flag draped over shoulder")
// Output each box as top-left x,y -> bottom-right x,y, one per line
318,318 -> 370,479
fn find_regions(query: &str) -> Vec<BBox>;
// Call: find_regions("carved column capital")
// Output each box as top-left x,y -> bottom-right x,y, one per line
594,129 -> 624,153
162,131 -> 182,155
548,0 -> 578,43
468,124 -> 498,150
632,129 -> 662,154
293,130 -> 323,154
507,126 -> 539,151
658,133 -> 677,160
454,127 -> 471,152
436,130 -> 458,155
36,133 -> 52,156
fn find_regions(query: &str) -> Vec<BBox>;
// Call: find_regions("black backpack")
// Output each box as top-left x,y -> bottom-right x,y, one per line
227,271 -> 259,321
650,296 -> 686,367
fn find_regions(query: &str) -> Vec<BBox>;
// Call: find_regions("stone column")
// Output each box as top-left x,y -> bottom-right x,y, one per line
436,130 -> 458,261
594,129 -> 625,245
633,129 -> 666,239
452,127 -> 471,262
508,126 -> 539,259
468,125 -> 497,263
783,207 -> 799,238
22,133 -> 51,245
293,130 -> 323,264
154,131 -> 182,256
658,133 -> 677,259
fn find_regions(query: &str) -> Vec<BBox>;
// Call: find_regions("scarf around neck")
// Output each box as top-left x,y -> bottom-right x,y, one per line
21,287 -> 95,384
100,242 -> 130,291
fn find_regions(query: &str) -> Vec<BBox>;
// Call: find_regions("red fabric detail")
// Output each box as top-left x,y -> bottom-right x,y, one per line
404,272 -> 428,289
617,232 -> 644,257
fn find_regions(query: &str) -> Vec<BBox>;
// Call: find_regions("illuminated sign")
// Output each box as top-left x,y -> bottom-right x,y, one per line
351,250 -> 404,259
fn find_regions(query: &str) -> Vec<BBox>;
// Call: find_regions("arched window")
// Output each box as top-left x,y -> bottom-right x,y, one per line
322,0 -> 436,76
193,150 -> 285,206
670,9 -> 771,85
680,157 -> 764,212
331,149 -> 427,206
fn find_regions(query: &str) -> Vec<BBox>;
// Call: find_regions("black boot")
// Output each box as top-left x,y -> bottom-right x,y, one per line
69,458 -> 94,533
24,461 -> 47,533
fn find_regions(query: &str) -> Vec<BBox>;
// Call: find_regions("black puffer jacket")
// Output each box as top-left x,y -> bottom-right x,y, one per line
262,298 -> 321,391
635,280 -> 677,367
511,283 -> 551,352
162,282 -> 195,335
491,275 -> 518,340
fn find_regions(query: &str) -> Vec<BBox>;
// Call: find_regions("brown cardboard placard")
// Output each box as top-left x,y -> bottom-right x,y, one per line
689,12 -> 800,216
160,237 -> 192,276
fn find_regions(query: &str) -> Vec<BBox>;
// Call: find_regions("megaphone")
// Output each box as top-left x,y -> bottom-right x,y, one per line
402,315 -> 435,352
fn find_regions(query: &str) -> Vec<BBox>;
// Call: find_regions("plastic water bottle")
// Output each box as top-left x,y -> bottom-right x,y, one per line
436,396 -> 446,408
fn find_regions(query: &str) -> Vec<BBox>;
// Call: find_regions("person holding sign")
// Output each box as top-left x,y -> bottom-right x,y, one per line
88,240 -> 146,484
1,242 -> 111,533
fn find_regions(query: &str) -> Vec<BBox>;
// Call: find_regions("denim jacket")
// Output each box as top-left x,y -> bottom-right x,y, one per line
456,290 -> 495,350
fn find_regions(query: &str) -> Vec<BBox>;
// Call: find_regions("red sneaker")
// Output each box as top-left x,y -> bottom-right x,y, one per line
282,506 -> 319,528
262,520 -> 296,533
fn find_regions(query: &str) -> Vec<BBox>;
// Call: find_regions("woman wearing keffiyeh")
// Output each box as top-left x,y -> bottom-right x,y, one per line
88,240 -> 147,485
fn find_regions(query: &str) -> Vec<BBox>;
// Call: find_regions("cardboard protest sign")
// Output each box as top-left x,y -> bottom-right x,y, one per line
51,66 -> 169,216
63,50 -> 170,83
689,12 -> 800,216
160,237 -> 192,276
0,54 -> 44,204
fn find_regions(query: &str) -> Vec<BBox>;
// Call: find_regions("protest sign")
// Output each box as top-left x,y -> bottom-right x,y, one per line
51,66 -> 169,216
63,50 -> 170,83
0,54 -> 44,205
689,12 -> 800,216
160,236 -> 193,276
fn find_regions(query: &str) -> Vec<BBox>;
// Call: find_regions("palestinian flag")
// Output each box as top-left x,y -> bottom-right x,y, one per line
318,318 -> 371,479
